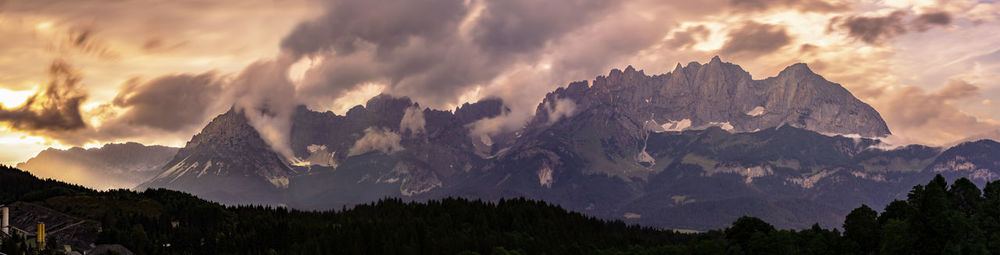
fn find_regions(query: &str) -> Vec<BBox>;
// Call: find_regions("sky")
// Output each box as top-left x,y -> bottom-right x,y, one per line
0,0 -> 999,165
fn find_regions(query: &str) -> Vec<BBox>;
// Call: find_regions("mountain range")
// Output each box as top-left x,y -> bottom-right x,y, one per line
20,57 -> 1000,230
16,142 -> 177,190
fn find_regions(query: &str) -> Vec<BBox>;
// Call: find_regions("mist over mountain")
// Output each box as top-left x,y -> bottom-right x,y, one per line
15,142 -> 177,190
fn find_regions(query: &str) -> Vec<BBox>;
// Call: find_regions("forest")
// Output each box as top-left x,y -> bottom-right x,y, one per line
2,164 -> 1000,254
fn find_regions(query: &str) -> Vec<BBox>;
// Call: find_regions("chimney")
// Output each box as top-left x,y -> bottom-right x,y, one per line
37,222 -> 45,250
1,205 -> 8,235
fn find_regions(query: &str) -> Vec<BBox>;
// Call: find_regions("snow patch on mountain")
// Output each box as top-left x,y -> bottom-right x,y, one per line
660,119 -> 692,132
637,149 -> 655,166
704,165 -> 773,184
293,144 -> 338,169
480,134 -> 494,146
707,122 -> 735,132
786,169 -> 837,189
850,171 -> 887,182
170,161 -> 200,183
538,166 -> 553,188
196,160 -> 214,178
746,106 -> 765,117
670,195 -> 696,207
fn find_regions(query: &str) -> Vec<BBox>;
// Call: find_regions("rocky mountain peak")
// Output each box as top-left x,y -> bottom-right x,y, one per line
454,97 -> 507,124
365,94 -> 415,114
709,55 -> 723,63
139,106 -> 294,204
779,62 -> 815,76
531,57 -> 891,137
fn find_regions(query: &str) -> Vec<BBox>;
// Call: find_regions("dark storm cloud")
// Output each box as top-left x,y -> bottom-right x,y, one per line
719,22 -> 792,58
283,0 -> 622,109
829,10 -> 953,45
913,11 -> 952,32
729,0 -> 849,13
472,0 -> 616,54
829,11 -> 907,45
110,73 -> 224,132
0,60 -> 87,131
280,0 -> 467,107
666,25 -> 710,49
280,0 -> 468,58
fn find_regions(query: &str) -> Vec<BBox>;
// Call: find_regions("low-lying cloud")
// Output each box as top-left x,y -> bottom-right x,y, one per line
399,106 -> 426,135
546,98 -> 577,124
879,78 -> 999,145
229,57 -> 299,160
348,127 -> 404,157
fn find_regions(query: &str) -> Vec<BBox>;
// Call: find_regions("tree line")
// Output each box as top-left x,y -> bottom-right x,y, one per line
3,165 -> 1000,254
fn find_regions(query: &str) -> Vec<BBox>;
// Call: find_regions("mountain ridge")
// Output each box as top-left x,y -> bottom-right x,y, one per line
530,56 -> 890,138
122,57 -> 996,230
16,142 -> 177,190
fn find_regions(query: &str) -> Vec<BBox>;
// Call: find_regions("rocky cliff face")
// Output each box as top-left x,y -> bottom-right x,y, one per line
530,56 -> 890,137
17,143 -> 177,190
925,139 -> 1000,186
286,94 -> 508,203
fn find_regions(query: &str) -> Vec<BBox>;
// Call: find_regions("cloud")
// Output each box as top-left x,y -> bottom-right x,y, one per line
935,78 -> 978,100
399,106 -> 426,135
348,127 -> 404,157
729,0 -> 849,13
471,0 -> 617,54
281,0 -> 467,58
283,0 -> 623,111
879,78 -> 999,145
0,60 -> 87,131
546,98 -> 577,124
912,11 -> 952,32
109,72 -> 224,132
719,22 -> 793,58
829,10 -> 952,45
228,56 -> 299,160
3,0 -> 998,157
830,11 -> 908,45
665,25 -> 711,49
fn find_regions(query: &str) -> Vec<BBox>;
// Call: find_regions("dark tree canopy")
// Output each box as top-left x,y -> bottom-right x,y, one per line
3,165 -> 1000,254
